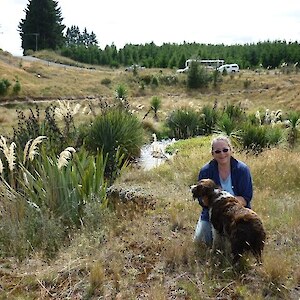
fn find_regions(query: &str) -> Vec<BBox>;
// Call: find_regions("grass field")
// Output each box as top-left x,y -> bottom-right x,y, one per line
0,50 -> 300,299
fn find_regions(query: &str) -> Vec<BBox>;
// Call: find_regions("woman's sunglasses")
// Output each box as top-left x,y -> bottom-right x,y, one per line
213,148 -> 230,154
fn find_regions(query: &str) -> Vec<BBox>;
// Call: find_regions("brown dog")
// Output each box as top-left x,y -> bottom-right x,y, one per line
191,178 -> 266,264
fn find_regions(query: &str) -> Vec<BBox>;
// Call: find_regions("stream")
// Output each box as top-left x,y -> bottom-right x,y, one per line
138,138 -> 176,171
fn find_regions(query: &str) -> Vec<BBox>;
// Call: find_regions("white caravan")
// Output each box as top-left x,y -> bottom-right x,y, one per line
217,64 -> 240,73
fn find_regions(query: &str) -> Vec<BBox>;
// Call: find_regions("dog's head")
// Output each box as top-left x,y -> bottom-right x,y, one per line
191,178 -> 219,206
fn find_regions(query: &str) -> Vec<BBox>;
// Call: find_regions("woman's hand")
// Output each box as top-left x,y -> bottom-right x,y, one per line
235,196 -> 247,207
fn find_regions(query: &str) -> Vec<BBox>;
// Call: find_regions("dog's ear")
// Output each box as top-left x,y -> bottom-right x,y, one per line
204,178 -> 218,190
200,179 -> 217,192
190,184 -> 200,198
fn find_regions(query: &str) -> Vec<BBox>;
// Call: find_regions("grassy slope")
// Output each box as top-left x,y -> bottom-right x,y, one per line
1,51 -> 300,299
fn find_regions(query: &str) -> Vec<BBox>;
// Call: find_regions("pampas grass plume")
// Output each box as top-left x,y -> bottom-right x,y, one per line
23,139 -> 32,164
55,100 -> 81,120
0,135 -> 16,171
0,158 -> 3,175
28,136 -> 47,161
57,147 -> 76,169
0,135 -> 9,159
8,142 -> 16,171
23,136 -> 47,163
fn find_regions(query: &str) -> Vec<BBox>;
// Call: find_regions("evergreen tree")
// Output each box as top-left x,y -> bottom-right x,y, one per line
65,26 -> 98,48
65,25 -> 81,46
18,0 -> 65,54
89,31 -> 98,46
187,61 -> 211,89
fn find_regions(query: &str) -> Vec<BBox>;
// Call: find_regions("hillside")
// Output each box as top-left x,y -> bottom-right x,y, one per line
1,50 -> 300,137
0,51 -> 300,299
1,50 -> 300,112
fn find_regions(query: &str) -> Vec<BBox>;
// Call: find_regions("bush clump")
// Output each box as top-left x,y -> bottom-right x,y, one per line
84,108 -> 145,179
13,79 -> 21,95
166,108 -> 202,139
0,78 -> 11,96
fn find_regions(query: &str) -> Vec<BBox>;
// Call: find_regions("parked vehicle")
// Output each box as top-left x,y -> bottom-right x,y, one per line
217,64 -> 239,73
176,67 -> 189,73
125,64 -> 145,71
176,59 -> 224,73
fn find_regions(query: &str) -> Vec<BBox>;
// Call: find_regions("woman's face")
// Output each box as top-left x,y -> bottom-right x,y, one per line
212,140 -> 232,165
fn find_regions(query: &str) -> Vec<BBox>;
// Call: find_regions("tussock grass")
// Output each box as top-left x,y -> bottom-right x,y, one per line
1,135 -> 300,299
88,260 -> 105,297
1,53 -> 300,298
250,148 -> 300,193
262,249 -> 292,284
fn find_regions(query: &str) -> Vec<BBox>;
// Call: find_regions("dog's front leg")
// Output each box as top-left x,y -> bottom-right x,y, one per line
212,228 -> 224,253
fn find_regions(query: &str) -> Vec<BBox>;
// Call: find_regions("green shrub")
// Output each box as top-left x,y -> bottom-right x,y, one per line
140,74 -> 152,85
285,111 -> 300,148
199,105 -> 219,135
212,69 -> 222,87
115,84 -> 129,109
13,106 -> 41,152
13,104 -> 78,155
215,113 -> 240,138
266,126 -> 284,146
13,79 -> 21,95
20,148 -> 107,227
151,76 -> 159,87
84,109 -> 144,179
115,84 -> 127,100
101,78 -> 111,85
223,103 -> 245,122
166,108 -> 202,139
0,146 -> 108,259
240,123 -> 268,152
0,78 -> 11,96
187,62 -> 212,89
150,96 -> 162,121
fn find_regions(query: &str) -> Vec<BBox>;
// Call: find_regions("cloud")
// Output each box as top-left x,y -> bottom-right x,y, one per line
1,0 -> 300,56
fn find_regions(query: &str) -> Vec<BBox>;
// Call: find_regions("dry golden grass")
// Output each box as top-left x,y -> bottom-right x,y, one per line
1,50 -> 300,132
1,52 -> 300,299
89,260 -> 106,296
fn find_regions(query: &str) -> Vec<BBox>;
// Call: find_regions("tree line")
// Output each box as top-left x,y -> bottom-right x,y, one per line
18,0 -> 300,69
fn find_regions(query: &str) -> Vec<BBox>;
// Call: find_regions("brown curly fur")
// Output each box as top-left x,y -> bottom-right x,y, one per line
191,178 -> 266,264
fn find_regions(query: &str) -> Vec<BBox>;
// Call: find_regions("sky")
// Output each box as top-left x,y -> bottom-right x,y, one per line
1,0 -> 300,56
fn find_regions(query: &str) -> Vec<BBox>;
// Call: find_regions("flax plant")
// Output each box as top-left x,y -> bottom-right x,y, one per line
214,113 -> 243,148
285,111 -> 300,148
20,148 -> 109,227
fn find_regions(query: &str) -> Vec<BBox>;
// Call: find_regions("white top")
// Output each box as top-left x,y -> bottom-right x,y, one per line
220,174 -> 235,195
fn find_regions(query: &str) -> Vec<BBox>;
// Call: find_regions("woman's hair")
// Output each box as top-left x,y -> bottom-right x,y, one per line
211,135 -> 232,151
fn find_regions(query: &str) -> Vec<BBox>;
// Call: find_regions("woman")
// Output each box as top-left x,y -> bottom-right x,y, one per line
194,135 -> 253,246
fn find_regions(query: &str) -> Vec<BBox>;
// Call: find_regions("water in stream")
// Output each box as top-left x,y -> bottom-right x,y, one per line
138,138 -> 176,171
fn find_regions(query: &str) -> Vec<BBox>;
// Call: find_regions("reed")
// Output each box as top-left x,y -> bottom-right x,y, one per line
23,135 -> 47,163
57,146 -> 76,169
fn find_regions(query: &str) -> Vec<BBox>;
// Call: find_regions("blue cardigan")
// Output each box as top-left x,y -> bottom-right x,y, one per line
198,157 -> 253,221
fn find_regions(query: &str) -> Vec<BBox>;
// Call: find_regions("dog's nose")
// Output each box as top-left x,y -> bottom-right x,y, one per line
190,184 -> 197,191
190,185 -> 198,200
